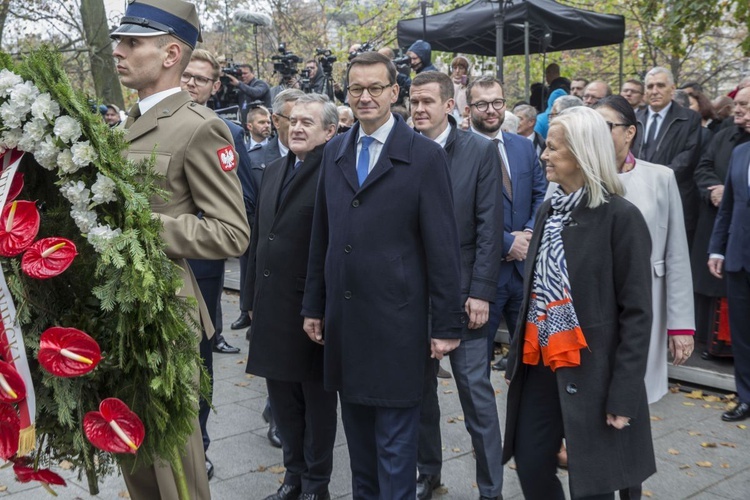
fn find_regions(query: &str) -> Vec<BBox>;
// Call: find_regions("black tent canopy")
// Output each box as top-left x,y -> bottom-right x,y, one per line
397,0 -> 624,58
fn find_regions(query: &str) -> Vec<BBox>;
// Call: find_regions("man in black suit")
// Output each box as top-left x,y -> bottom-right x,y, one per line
634,66 -> 702,246
410,71 -> 504,500
246,94 -> 339,500
302,52 -> 464,499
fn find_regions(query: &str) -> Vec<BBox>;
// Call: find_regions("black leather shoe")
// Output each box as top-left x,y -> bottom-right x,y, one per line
262,400 -> 272,423
722,402 -> 750,422
268,419 -> 282,448
300,492 -> 330,500
231,312 -> 252,330
213,339 -> 240,354
701,350 -> 713,360
436,366 -> 452,379
416,474 -> 441,500
263,484 -> 301,500
205,456 -> 214,480
491,356 -> 508,371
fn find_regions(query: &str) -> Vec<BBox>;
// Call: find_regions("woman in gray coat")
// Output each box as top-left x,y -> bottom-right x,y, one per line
503,107 -> 656,499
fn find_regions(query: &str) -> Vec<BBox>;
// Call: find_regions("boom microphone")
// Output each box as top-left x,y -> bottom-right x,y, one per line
233,10 -> 273,27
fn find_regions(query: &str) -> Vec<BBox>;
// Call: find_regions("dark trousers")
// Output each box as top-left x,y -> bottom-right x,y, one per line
266,378 -> 338,494
341,401 -> 421,500
418,337 -> 503,497
239,246 -> 250,314
486,270 -> 525,369
727,270 -> 750,402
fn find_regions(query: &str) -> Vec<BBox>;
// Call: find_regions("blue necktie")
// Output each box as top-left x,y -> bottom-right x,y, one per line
357,136 -> 375,186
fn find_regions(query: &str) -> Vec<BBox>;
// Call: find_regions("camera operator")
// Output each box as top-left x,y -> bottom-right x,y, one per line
225,64 -> 271,124
304,59 -> 326,93
406,40 -> 437,74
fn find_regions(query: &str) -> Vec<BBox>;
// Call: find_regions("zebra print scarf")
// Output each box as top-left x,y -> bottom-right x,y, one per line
523,186 -> 588,371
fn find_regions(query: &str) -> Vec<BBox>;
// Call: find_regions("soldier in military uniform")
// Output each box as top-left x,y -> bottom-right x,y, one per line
110,0 -> 250,498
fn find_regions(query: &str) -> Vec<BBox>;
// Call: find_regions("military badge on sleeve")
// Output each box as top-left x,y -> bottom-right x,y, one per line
217,146 -> 237,172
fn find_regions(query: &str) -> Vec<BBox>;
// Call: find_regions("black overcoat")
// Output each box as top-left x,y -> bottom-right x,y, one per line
245,145 -> 326,382
503,194 -> 656,498
301,115 -> 465,407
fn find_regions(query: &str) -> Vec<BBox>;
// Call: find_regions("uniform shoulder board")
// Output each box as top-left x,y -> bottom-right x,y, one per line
187,102 -> 219,120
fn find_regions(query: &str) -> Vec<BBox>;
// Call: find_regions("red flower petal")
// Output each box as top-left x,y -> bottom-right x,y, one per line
83,398 -> 144,454
13,462 -> 66,486
21,237 -> 77,279
38,327 -> 102,378
0,403 -> 20,460
7,172 -> 24,203
0,200 -> 40,257
0,361 -> 26,403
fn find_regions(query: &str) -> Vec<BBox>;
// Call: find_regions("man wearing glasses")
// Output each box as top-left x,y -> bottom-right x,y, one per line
226,63 -> 271,124
465,76 -> 547,372
621,79 -> 646,111
302,51 -> 464,499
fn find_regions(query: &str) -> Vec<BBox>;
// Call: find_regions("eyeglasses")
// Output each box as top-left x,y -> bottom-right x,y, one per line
469,99 -> 506,112
347,84 -> 393,97
275,113 -> 291,121
606,121 -> 630,131
181,72 -> 215,87
621,89 -> 643,95
582,94 -> 601,101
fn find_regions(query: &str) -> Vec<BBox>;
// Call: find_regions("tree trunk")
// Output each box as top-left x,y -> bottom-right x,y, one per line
79,0 -> 123,107
0,0 -> 12,47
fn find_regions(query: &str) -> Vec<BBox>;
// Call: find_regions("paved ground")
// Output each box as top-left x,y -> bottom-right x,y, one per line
1,291 -> 748,499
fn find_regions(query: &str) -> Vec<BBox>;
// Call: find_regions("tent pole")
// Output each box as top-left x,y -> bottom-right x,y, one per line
495,9 -> 504,81
524,21 -> 530,102
421,1 -> 427,40
619,42 -> 624,90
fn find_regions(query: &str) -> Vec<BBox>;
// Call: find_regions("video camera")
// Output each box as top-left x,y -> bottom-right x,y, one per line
348,41 -> 375,61
393,55 -> 411,70
316,48 -> 337,77
272,43 -> 301,81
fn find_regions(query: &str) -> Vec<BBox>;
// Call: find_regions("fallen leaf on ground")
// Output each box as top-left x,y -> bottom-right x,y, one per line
0,486 -> 7,492
495,389 -> 502,395
686,390 -> 704,399
118,491 -> 130,498
435,486 -> 449,494
720,463 -> 730,468
509,463 -> 517,470
452,447 -> 461,452
688,431 -> 702,436
246,374 -> 254,379
738,424 -> 747,430
726,393 -> 737,400
650,416 -> 663,421
236,359 -> 245,365
234,382 -> 249,387
446,417 -> 456,424
268,465 -> 286,474
720,442 -> 737,448
443,390 -> 454,394
457,416 -> 465,421
701,442 -> 717,448
683,402 -> 696,406
696,461 -> 713,468
670,386 -> 681,393
440,381 -> 450,386
679,464 -> 691,469
256,465 -> 267,472
668,448 -> 680,455
704,395 -> 722,402
703,404 -> 712,409
642,490 -> 653,497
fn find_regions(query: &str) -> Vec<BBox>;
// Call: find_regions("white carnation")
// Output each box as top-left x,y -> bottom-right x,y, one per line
58,149 -> 82,174
70,208 -> 98,233
35,135 -> 61,170
0,101 -> 25,130
90,173 -> 117,205
60,180 -> 91,208
0,128 -> 23,150
0,69 -> 23,97
53,115 -> 82,144
87,224 -> 122,252
30,93 -> 60,121
9,81 -> 39,111
71,140 -> 97,168
18,118 -> 47,151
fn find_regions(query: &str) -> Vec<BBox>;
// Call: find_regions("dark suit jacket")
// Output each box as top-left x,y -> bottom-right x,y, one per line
245,146 -> 326,382
246,136 -> 283,227
709,142 -> 750,272
498,131 -> 547,285
301,115 -> 465,407
634,102 -> 702,234
443,121 -> 503,339
503,194 -> 655,497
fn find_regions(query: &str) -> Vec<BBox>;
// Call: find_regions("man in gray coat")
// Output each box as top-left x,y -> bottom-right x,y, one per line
410,71 -> 504,500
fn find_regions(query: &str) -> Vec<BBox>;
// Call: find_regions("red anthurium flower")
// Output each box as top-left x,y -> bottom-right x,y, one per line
21,237 -> 77,279
13,459 -> 67,495
38,327 -> 102,378
0,403 -> 20,460
0,361 -> 25,403
83,398 -> 144,454
0,200 -> 40,257
7,172 -> 24,204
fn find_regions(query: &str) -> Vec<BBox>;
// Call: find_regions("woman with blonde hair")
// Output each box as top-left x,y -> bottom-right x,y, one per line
503,106 -> 656,499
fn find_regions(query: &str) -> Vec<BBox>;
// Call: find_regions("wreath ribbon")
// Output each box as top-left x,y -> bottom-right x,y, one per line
0,150 -> 36,455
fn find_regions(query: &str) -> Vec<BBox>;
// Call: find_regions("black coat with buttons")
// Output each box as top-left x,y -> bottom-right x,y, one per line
244,145 -> 326,382
503,194 -> 656,497
301,114 -> 465,407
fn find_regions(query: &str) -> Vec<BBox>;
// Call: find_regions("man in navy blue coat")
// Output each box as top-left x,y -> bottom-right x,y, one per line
464,77 -> 547,371
301,52 -> 465,499
708,135 -> 750,422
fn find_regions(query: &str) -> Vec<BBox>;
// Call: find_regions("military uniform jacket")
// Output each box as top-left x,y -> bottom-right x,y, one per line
125,90 -> 250,337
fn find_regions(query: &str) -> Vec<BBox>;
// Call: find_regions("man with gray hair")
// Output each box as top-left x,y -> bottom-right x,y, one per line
550,95 -> 584,118
245,93 -> 340,500
582,80 -> 612,107
240,88 -> 306,449
634,66 -> 702,246
514,104 -> 544,159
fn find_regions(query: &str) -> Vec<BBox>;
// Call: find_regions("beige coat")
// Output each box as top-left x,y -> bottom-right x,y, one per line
620,159 -> 694,403
122,90 -> 249,500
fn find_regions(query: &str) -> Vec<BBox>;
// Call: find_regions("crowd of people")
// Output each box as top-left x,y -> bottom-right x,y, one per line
101,0 -> 750,499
